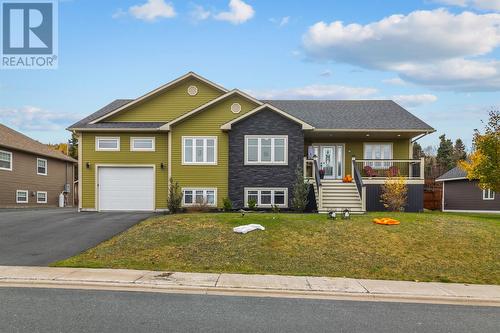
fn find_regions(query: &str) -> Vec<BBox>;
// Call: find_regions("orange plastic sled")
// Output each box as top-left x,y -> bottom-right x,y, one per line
373,217 -> 400,225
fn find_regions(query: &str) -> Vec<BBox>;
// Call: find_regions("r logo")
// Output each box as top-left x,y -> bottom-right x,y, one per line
2,2 -> 53,54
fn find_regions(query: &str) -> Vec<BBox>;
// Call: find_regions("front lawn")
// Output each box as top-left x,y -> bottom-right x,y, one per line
54,212 -> 500,284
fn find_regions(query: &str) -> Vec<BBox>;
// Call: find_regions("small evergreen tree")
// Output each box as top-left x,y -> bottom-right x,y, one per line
292,166 -> 309,212
453,138 -> 467,163
222,197 -> 233,212
68,133 -> 78,159
167,178 -> 183,213
437,134 -> 454,172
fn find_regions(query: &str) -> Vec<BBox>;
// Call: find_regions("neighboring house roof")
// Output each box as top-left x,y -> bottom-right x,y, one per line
0,124 -> 77,163
263,100 -> 434,131
436,167 -> 468,182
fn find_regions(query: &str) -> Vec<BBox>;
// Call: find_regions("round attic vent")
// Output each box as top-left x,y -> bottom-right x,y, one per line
187,85 -> 198,96
231,103 -> 242,114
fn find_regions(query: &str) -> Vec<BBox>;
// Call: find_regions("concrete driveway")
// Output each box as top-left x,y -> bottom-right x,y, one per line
0,208 -> 154,266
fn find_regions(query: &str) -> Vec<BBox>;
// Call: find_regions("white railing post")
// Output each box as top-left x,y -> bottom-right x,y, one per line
420,157 -> 425,180
362,186 -> 366,212
303,156 -> 307,178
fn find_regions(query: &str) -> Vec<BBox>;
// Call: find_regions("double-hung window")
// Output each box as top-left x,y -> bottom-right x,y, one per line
0,150 -> 12,171
364,143 -> 392,168
131,137 -> 155,151
37,158 -> 47,175
245,136 -> 288,165
96,137 -> 120,151
183,137 -> 217,165
37,191 -> 48,204
182,188 -> 217,206
16,190 -> 28,204
483,189 -> 495,200
244,188 -> 288,208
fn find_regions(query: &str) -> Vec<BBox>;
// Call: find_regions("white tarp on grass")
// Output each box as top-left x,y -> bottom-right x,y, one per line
233,224 -> 265,234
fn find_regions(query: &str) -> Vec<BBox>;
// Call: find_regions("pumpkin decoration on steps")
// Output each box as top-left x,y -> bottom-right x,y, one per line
342,174 -> 353,183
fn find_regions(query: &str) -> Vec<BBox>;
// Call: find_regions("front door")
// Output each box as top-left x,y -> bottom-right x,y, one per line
320,146 -> 335,178
316,144 -> 344,179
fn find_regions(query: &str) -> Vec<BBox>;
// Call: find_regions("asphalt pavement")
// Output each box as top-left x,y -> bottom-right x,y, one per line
0,208 -> 153,265
1,287 -> 498,333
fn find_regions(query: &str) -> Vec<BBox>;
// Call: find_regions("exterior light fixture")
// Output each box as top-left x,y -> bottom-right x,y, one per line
86,162 -> 90,169
366,134 -> 370,137
160,162 -> 165,169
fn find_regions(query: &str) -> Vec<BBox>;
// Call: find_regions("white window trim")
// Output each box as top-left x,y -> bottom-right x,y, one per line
483,189 -> 495,200
244,135 -> 288,165
0,149 -> 13,171
16,190 -> 28,204
363,142 -> 393,169
37,191 -> 48,204
244,187 -> 288,208
130,137 -> 156,152
95,137 -> 120,151
182,188 -> 217,207
182,136 -> 218,165
37,158 -> 48,176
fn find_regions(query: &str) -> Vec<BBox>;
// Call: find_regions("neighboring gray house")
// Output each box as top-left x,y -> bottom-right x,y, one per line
436,167 -> 499,213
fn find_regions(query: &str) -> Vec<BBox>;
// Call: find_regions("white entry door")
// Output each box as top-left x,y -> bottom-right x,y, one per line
317,144 -> 344,179
98,167 -> 154,211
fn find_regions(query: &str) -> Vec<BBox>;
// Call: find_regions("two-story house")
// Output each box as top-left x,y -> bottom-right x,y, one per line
68,72 -> 434,213
0,124 -> 77,208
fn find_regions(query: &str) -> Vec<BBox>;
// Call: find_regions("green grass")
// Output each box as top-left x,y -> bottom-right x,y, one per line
53,212 -> 500,284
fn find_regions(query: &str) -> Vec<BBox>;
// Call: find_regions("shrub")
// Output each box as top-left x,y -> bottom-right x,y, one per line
292,166 -> 309,212
167,177 -> 183,213
248,198 -> 257,210
380,175 -> 408,212
187,202 -> 211,213
272,204 -> 280,214
223,197 -> 233,212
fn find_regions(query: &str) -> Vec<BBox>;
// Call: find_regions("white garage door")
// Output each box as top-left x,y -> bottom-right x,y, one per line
98,167 -> 154,211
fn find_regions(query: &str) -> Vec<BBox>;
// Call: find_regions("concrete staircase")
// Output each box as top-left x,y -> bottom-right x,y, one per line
316,180 -> 364,214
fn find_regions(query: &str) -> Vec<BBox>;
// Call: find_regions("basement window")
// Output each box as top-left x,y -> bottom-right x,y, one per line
182,189 -> 216,206
244,188 -> 288,208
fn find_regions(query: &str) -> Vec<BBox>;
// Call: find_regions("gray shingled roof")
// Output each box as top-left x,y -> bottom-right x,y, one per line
70,98 -> 434,131
68,99 -> 134,129
263,100 -> 434,130
436,167 -> 467,181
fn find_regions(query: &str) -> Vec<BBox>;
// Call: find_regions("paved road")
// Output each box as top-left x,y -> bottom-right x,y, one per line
0,208 -> 153,266
0,288 -> 498,333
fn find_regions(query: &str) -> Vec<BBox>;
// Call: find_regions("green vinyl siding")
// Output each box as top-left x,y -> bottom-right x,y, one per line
171,96 -> 260,207
80,132 -> 168,210
107,77 -> 224,122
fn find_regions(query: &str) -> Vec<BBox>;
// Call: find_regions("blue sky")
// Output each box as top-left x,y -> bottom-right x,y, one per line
1,0 -> 499,149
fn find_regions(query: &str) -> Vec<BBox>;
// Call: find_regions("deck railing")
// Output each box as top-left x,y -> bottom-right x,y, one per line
353,157 -> 424,180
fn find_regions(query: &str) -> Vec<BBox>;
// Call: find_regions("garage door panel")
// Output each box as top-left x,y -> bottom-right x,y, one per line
98,167 -> 154,211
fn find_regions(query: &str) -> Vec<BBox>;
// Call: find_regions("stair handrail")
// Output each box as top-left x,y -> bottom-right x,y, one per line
352,157 -> 364,198
313,159 -> 321,190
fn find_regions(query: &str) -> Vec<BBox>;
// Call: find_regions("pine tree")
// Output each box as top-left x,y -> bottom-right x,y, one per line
453,138 -> 467,163
436,134 -> 454,172
68,133 -> 78,159
412,142 -> 425,158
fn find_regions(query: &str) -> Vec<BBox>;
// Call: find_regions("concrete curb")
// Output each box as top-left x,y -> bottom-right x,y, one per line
0,266 -> 499,307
